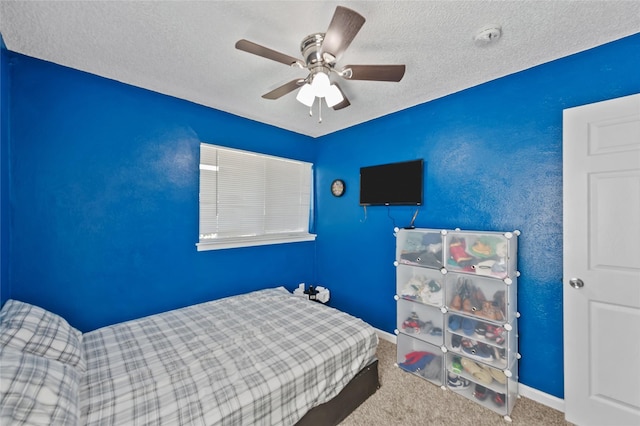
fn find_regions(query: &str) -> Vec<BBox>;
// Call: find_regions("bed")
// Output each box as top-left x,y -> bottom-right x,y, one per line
0,287 -> 379,425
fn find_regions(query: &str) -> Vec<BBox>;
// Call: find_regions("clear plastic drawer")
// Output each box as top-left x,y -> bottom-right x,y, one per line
397,298 -> 444,346
445,272 -> 516,324
444,230 -> 518,279
396,264 -> 445,307
396,229 -> 444,269
396,333 -> 445,386
446,353 -> 518,417
444,313 -> 509,369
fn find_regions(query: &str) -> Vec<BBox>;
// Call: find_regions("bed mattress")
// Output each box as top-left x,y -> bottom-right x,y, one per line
80,287 -> 377,425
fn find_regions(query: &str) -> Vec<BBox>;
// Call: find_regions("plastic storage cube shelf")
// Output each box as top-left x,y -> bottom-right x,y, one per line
395,228 -> 519,421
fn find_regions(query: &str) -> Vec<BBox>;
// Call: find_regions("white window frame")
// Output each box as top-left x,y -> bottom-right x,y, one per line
197,143 -> 316,251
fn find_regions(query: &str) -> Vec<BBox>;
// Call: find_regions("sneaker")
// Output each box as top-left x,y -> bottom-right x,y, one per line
429,327 -> 443,336
449,238 -> 474,267
493,392 -> 506,406
460,338 -> 474,350
474,322 -> 487,336
461,341 -> 493,360
485,325 -> 506,344
485,324 -> 497,339
401,318 -> 421,333
474,384 -> 489,401
428,279 -> 441,293
476,343 -> 494,359
448,315 -> 462,331
451,334 -> 462,350
447,372 -> 471,389
461,318 -> 477,336
420,320 -> 434,334
427,291 -> 443,305
451,357 -> 463,374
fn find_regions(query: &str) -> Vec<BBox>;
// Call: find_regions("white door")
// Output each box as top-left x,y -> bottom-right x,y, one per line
563,93 -> 640,425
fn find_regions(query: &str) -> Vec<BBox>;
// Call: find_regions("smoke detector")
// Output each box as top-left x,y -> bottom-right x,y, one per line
474,25 -> 502,45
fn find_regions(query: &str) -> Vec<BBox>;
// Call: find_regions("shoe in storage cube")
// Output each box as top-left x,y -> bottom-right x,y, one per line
396,229 -> 444,269
396,264 -> 444,307
444,230 -> 517,279
446,353 -> 518,417
396,333 -> 444,386
445,272 -> 516,323
445,313 -> 518,371
397,298 -> 444,346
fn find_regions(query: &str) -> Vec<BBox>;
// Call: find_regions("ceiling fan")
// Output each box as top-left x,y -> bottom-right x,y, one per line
235,6 -> 405,119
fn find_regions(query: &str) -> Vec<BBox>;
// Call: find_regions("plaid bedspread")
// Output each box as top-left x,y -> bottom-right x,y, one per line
80,287 -> 378,425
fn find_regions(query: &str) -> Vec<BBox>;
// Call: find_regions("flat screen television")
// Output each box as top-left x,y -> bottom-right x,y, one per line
359,159 -> 423,206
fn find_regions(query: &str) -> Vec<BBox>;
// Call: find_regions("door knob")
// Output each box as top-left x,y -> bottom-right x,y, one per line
569,278 -> 584,289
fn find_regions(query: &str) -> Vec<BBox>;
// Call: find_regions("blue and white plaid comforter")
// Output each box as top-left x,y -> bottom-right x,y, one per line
80,287 -> 377,426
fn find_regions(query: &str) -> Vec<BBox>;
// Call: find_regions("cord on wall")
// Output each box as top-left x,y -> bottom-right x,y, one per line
408,208 -> 419,228
360,205 -> 368,223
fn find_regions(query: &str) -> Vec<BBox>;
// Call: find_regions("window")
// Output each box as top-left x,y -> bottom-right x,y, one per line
197,143 -> 316,251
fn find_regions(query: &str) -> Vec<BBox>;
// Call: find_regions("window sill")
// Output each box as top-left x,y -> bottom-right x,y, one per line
196,233 -> 317,251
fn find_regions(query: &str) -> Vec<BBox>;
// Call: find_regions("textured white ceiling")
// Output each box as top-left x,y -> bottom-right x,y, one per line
1,1 -> 639,138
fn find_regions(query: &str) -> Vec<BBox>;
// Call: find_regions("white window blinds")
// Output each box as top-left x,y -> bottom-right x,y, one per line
197,143 -> 315,250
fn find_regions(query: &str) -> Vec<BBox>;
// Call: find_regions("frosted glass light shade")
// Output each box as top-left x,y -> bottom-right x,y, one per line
296,83 -> 315,107
311,72 -> 330,97
325,85 -> 344,108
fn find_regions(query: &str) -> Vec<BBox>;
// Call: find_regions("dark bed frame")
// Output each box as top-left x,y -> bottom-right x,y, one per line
295,359 -> 380,426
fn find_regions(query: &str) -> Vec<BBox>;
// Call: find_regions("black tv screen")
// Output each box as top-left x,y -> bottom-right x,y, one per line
359,159 -> 423,206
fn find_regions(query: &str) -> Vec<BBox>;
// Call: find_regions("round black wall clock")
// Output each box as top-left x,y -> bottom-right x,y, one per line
331,179 -> 346,197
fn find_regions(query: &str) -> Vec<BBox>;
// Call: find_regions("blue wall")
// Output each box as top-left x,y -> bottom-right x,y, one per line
315,33 -> 640,399
4,51 -> 317,331
3,31 -> 639,400
1,36 -> 10,302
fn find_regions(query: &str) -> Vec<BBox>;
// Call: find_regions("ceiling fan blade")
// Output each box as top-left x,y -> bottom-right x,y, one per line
331,84 -> 351,110
235,39 -> 301,66
320,6 -> 365,63
261,79 -> 305,100
341,64 -> 406,82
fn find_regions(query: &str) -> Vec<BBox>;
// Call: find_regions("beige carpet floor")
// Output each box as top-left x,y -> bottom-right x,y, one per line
340,339 -> 574,426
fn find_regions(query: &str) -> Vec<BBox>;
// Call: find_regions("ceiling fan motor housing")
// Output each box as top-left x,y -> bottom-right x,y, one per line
301,33 -> 331,67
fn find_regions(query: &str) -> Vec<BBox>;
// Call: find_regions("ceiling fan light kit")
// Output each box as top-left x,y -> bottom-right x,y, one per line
235,6 -> 405,122
296,69 -> 345,108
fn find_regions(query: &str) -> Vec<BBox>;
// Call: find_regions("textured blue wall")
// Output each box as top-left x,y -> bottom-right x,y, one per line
315,33 -> 640,399
6,53 -> 317,331
1,37 -> 10,303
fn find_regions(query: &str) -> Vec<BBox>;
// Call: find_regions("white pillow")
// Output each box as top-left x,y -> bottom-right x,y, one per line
0,299 -> 85,372
0,346 -> 80,425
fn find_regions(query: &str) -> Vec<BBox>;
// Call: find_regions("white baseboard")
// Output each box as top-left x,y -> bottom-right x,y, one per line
517,383 -> 565,413
373,327 -> 565,414
375,328 -> 397,344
